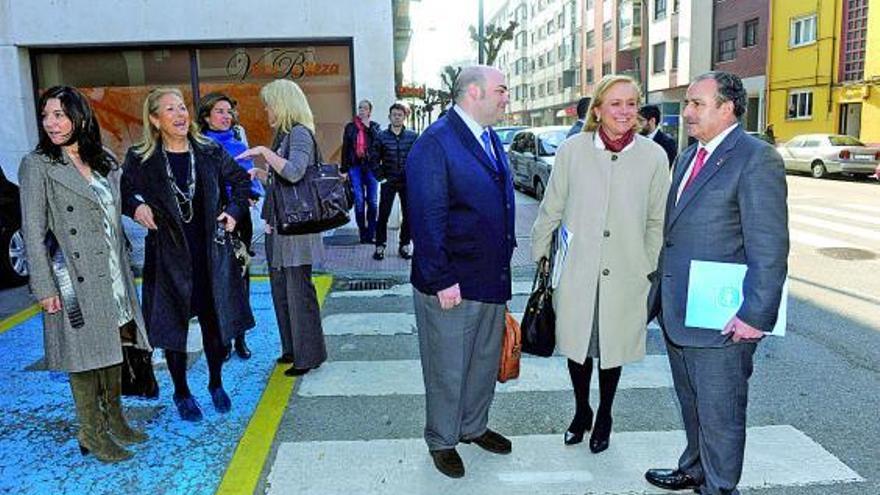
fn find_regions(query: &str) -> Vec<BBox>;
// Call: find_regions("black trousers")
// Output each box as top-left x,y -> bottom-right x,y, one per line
375,181 -> 410,247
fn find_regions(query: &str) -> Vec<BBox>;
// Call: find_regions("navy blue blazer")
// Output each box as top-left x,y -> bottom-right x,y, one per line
406,109 -> 516,304
647,126 -> 789,347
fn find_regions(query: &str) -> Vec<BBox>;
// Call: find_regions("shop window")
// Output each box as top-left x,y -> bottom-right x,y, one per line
33,44 -> 353,161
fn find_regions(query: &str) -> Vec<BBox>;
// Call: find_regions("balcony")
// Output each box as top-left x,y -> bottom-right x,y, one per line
617,0 -> 642,52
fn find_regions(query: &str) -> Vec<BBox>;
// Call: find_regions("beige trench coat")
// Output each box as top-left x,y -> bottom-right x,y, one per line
19,151 -> 150,373
531,132 -> 670,368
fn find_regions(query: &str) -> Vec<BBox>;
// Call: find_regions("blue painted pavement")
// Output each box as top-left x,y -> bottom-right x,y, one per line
0,281 -> 281,495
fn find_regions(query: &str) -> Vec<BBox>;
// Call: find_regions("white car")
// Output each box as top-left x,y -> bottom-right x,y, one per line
776,134 -> 880,179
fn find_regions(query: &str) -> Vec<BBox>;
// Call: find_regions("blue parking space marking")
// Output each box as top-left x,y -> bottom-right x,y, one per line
0,280 -> 282,495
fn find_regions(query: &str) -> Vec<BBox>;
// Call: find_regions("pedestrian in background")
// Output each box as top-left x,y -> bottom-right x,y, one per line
566,96 -> 590,138
532,74 -> 669,455
121,87 -> 255,422
645,72 -> 788,495
370,102 -> 419,261
638,104 -> 678,167
20,86 -> 151,462
237,79 -> 327,377
341,99 -> 381,244
198,91 -> 262,361
407,65 -> 516,479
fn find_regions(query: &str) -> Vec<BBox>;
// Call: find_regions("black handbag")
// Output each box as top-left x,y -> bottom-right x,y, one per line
272,126 -> 351,235
520,258 -> 556,357
121,346 -> 159,399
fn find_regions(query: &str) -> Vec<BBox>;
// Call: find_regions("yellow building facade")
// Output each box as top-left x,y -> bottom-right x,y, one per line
767,0 -> 879,144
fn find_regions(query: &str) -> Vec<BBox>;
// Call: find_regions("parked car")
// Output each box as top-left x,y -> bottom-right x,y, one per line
0,167 -> 28,287
495,125 -> 527,153
776,134 -> 880,179
508,126 -> 568,200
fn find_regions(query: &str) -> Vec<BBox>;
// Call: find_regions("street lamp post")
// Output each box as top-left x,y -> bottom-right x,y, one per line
478,0 -> 485,64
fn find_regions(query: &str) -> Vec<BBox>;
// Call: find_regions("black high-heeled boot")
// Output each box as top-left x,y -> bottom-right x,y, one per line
564,358 -> 594,445
590,365 -> 622,453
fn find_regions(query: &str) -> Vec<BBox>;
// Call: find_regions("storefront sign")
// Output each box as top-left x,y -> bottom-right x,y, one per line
226,48 -> 340,81
397,85 -> 425,99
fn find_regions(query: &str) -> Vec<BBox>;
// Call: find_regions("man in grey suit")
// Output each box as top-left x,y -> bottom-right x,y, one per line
407,65 -> 516,479
644,72 -> 789,495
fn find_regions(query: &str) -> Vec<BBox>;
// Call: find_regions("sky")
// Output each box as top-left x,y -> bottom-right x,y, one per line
403,0 -> 507,89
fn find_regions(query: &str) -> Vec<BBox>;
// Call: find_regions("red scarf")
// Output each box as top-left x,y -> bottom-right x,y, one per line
353,117 -> 368,159
598,126 -> 635,153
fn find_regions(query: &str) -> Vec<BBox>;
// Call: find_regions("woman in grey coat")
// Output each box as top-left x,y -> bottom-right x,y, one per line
19,86 -> 152,463
237,79 -> 326,376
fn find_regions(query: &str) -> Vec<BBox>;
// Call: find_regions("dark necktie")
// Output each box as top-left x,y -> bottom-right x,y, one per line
480,130 -> 500,171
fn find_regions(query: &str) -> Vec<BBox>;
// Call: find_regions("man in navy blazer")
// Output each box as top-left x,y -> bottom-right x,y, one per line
639,104 -> 678,167
645,72 -> 789,495
407,65 -> 516,479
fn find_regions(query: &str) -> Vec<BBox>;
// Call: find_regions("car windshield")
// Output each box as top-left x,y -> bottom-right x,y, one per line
538,130 -> 567,155
496,129 -> 521,145
828,135 -> 865,147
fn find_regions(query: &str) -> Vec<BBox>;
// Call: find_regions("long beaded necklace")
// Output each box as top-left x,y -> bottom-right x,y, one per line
162,147 -> 196,223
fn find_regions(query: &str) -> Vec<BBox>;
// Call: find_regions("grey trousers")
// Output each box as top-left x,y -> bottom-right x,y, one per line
413,288 -> 505,451
269,265 -> 327,369
665,338 -> 757,495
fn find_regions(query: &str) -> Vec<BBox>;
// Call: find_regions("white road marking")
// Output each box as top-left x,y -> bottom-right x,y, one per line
330,281 -> 534,298
789,229 -> 864,249
790,214 -> 880,242
266,426 -> 863,495
790,204 -> 880,226
841,203 -> 877,214
295,356 -> 673,397
322,313 -> 417,335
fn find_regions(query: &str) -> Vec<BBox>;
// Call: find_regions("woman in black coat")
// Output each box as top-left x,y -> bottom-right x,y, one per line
121,87 -> 254,422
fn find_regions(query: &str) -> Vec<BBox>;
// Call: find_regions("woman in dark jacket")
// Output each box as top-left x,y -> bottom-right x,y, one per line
197,92 -> 262,360
20,86 -> 152,462
237,79 -> 326,376
121,87 -> 254,422
341,99 -> 381,244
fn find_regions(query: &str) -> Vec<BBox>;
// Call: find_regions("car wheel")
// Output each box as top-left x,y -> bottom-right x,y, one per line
811,161 -> 827,179
534,179 -> 545,201
0,228 -> 28,287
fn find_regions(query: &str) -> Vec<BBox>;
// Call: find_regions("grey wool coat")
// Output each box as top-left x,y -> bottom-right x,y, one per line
531,132 -> 670,369
19,151 -> 150,373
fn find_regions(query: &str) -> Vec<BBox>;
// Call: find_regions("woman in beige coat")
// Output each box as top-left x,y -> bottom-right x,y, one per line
20,86 -> 152,463
531,75 -> 670,454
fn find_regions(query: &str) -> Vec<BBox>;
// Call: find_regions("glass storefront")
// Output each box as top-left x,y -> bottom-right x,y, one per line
32,42 -> 354,163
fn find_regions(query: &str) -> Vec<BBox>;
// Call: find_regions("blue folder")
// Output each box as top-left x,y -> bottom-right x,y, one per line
685,260 -> 787,336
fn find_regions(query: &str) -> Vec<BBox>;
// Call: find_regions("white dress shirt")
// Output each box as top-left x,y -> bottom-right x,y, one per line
675,123 -> 740,203
453,106 -> 497,161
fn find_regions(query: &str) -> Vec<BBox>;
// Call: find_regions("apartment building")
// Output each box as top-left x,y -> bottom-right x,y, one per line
581,0 -> 643,95
767,0 -> 877,143
492,0 -> 584,126
712,0 -> 769,133
645,0 -> 713,148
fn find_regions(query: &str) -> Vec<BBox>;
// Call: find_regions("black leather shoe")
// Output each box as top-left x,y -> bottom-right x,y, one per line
461,429 -> 512,454
234,338 -> 251,359
644,468 -> 701,491
284,366 -> 311,377
430,448 -> 464,478
564,409 -> 593,445
373,246 -> 385,260
276,354 -> 294,364
589,415 -> 612,453
398,245 -> 412,259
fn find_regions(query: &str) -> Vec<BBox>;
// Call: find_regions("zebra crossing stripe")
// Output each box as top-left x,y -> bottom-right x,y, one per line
266,425 -> 863,495
323,313 -> 417,335
790,204 -> 880,226
789,230 -> 864,249
329,281 -> 534,298
295,356 -> 673,397
791,214 -> 880,242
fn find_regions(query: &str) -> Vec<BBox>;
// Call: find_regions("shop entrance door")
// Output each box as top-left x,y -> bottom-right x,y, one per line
839,103 -> 862,138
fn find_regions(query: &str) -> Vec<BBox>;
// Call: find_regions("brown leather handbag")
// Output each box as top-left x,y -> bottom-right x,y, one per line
498,310 -> 522,383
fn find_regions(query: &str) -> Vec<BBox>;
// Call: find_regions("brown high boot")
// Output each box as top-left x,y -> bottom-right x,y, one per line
69,370 -> 133,463
99,364 -> 148,445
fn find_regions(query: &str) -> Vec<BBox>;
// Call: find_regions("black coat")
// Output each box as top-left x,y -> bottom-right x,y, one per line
341,120 -> 381,173
120,138 -> 255,351
370,126 -> 419,186
653,130 -> 678,168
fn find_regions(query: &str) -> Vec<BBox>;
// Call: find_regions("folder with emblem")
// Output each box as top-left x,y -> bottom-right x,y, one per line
685,260 -> 787,336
